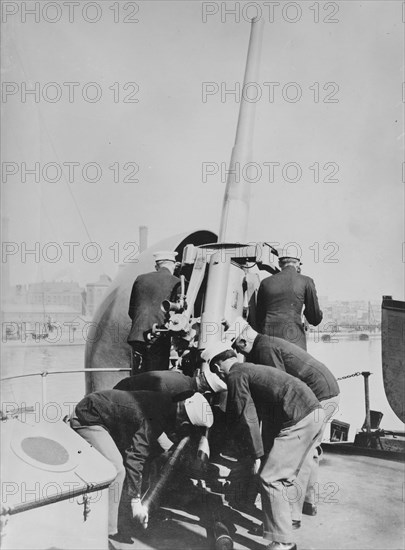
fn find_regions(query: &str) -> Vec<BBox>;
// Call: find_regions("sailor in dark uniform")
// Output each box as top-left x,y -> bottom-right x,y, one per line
127,251 -> 180,373
256,254 -> 323,350
202,342 -> 324,550
113,366 -> 227,397
226,317 -> 340,520
70,390 -> 213,538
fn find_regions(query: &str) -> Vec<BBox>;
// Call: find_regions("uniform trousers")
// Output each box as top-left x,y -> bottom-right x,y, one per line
291,395 -> 340,519
70,417 -> 126,536
259,409 -> 324,543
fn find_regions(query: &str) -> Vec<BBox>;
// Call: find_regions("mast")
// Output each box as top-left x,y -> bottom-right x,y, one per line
218,17 -> 264,243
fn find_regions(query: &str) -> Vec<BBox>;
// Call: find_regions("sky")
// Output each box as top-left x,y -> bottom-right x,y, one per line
1,0 -> 404,302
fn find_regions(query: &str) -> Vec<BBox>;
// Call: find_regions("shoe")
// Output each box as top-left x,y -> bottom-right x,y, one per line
302,502 -> 317,516
292,520 -> 301,530
265,543 -> 297,550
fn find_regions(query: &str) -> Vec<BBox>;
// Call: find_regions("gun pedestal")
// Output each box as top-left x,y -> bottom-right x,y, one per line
196,479 -> 234,550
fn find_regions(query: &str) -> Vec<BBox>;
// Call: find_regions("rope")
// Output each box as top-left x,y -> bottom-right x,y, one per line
12,38 -> 98,248
336,372 -> 363,381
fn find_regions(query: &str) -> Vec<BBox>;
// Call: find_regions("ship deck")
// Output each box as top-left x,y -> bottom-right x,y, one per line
109,448 -> 404,550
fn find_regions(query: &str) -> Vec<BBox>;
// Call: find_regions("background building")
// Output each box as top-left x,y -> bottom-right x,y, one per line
85,274 -> 112,317
26,281 -> 85,314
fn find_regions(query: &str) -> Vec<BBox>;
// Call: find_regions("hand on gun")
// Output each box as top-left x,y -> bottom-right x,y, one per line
131,498 -> 148,529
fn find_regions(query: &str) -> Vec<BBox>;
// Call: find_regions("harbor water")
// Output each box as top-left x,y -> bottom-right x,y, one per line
1,336 -> 404,439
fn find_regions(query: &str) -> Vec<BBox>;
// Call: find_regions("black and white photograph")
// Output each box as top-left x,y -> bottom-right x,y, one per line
1,2 -> 404,549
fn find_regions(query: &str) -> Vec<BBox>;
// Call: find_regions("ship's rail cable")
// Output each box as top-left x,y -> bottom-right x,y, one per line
337,371 -> 372,381
1,367 -> 131,382
1,368 -> 131,411
337,372 -> 362,381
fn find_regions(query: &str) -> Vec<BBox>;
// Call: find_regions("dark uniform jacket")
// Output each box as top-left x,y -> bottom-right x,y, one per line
75,390 -> 177,499
114,370 -> 197,396
256,266 -> 323,350
226,363 -> 321,459
248,334 -> 339,401
127,267 -> 180,344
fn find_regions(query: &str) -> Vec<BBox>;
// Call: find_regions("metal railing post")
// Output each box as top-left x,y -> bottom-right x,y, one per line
41,370 -> 48,409
361,371 -> 372,434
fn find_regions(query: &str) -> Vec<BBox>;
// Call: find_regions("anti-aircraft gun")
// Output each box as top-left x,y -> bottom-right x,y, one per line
85,17 -> 279,391
85,18 -> 280,549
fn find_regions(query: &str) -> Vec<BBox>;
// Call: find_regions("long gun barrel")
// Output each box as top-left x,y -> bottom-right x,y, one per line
219,17 -> 264,243
199,18 -> 264,348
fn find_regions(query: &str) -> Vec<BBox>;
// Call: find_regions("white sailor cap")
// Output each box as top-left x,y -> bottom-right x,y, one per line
279,255 -> 302,264
277,248 -> 302,264
201,341 -> 234,365
225,316 -> 250,342
153,250 -> 178,263
201,363 -> 228,393
184,393 -> 213,428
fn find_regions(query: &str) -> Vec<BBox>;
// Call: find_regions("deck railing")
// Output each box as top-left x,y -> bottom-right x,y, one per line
1,368 -> 131,409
